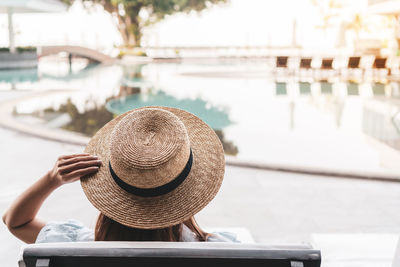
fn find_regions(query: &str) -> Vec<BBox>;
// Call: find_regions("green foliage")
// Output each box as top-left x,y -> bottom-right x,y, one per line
215,129 -> 238,156
0,46 -> 36,53
58,98 -> 115,136
111,0 -> 227,17
64,0 -> 227,46
61,0 -> 73,5
16,46 -> 37,53
117,49 -> 147,58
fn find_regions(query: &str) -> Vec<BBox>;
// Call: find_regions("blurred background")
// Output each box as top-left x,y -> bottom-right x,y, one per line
1,0 -> 400,266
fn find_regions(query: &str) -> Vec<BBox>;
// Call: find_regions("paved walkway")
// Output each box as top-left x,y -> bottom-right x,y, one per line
2,89 -> 400,266
1,125 -> 400,266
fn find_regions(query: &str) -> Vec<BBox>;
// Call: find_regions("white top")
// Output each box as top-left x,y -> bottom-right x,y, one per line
35,220 -> 239,243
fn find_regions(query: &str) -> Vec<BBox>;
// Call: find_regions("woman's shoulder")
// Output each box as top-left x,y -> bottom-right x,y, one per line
35,221 -> 240,243
207,231 -> 241,243
35,219 -> 94,243
181,225 -> 240,243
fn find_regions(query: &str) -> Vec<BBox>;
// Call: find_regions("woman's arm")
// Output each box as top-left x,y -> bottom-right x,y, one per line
2,153 -> 101,243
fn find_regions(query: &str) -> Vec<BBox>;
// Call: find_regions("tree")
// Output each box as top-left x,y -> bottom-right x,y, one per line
63,0 -> 227,47
311,0 -> 342,40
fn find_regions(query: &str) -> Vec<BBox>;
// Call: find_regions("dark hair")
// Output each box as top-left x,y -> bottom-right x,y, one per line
94,213 -> 211,241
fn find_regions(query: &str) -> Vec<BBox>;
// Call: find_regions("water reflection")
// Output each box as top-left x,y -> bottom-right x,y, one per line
320,82 -> 332,94
0,68 -> 38,83
372,82 -> 385,96
107,90 -> 232,130
289,101 -> 295,130
391,82 -> 400,97
275,82 -> 287,95
106,88 -> 237,154
0,68 -> 38,89
347,82 -> 359,96
215,130 -> 239,156
24,85 -> 238,155
333,98 -> 345,128
362,99 -> 400,151
43,98 -> 115,137
123,64 -> 145,82
7,62 -> 400,173
40,64 -> 100,81
299,82 -> 311,95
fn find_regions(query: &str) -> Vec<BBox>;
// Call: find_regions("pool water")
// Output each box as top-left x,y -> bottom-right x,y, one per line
106,90 -> 232,130
6,60 -> 400,175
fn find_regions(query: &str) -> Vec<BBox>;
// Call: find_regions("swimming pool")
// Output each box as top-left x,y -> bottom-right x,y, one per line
6,59 -> 400,175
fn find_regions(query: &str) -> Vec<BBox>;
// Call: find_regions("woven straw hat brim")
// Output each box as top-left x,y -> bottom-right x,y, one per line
81,106 -> 225,229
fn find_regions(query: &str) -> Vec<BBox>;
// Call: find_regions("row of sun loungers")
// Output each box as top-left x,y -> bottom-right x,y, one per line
274,56 -> 390,75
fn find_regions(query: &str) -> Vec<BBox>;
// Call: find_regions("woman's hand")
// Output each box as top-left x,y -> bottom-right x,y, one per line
48,153 -> 102,186
3,153 -> 101,243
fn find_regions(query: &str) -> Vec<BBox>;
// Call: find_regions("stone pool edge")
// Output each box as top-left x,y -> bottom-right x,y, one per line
0,90 -> 90,146
1,90 -> 400,183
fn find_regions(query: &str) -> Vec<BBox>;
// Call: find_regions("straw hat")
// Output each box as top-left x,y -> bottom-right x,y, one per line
81,106 -> 225,229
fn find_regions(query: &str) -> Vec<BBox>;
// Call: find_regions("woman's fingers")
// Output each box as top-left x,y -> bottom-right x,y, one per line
58,153 -> 90,161
50,154 -> 100,185
58,155 -> 99,167
63,166 -> 100,180
59,159 -> 102,174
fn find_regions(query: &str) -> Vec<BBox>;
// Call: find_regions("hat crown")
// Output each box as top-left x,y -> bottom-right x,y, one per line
109,108 -> 191,189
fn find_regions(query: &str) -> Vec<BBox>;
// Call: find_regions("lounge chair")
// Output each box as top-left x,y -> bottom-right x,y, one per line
274,56 -> 290,76
317,58 -> 336,78
342,56 -> 363,77
19,241 -> 321,267
321,58 -> 334,70
298,58 -> 313,77
372,57 -> 387,69
300,58 -> 312,69
348,56 -> 361,69
276,56 -> 289,68
371,57 -> 388,78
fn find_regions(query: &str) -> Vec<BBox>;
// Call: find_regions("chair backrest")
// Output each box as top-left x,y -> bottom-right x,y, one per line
300,58 -> 312,69
373,57 -> 387,69
347,56 -> 361,68
19,242 -> 321,267
321,58 -> 333,69
276,56 -> 289,68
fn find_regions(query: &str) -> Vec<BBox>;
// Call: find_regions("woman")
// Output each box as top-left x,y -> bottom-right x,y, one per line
3,107 -> 236,243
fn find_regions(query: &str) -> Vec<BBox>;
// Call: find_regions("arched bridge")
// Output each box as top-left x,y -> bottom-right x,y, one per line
38,46 -> 116,64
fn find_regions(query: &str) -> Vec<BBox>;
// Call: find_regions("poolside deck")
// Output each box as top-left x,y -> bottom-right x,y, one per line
1,124 -> 400,266
1,90 -> 400,266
